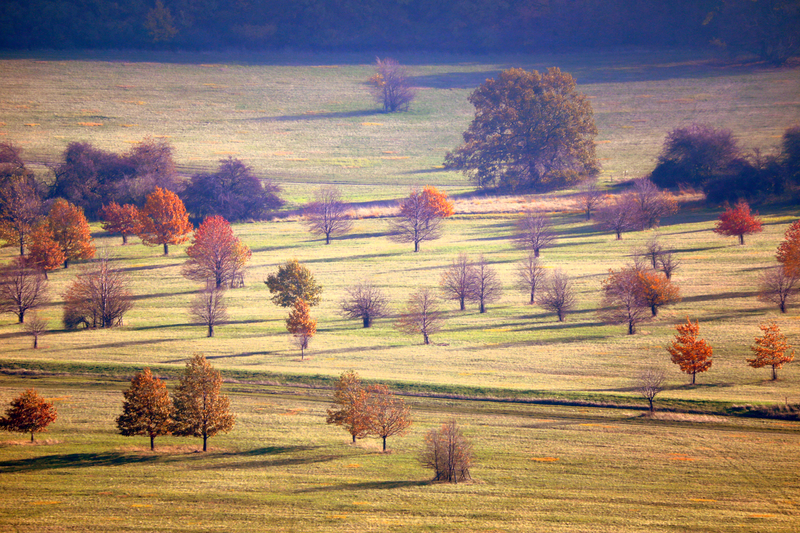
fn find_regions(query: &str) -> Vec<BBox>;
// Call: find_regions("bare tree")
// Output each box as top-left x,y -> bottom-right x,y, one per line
189,286 -> 228,337
636,367 -> 666,414
62,256 -> 133,329
23,312 -> 48,349
516,212 -> 556,257
368,58 -> 416,113
339,280 -> 390,328
365,384 -> 412,451
577,180 -> 604,220
0,180 -> 43,256
304,186 -> 353,245
599,267 -> 650,335
389,189 -> 447,253
595,193 -> 637,239
640,234 -> 663,269
396,288 -> 446,345
630,178 -> 678,230
469,255 -> 502,313
539,269 -> 575,322
421,419 -> 473,483
0,257 -> 49,323
516,253 -> 545,305
656,249 -> 680,280
440,254 -> 476,311
758,265 -> 798,313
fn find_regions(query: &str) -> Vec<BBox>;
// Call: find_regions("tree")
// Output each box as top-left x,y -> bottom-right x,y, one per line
326,371 -> 372,443
630,178 -> 678,230
172,354 -> 235,452
182,216 -> 251,289
365,384 -> 412,451
339,280 -> 390,328
777,219 -> 800,278
99,202 -> 142,245
62,256 -> 134,329
396,288 -> 446,345
116,368 -> 173,451
635,269 -> 681,317
469,255 -> 502,313
640,234 -> 663,270
183,157 -> 283,222
26,224 -> 65,276
539,269 -> 575,322
516,212 -> 556,258
389,187 -> 453,252
445,67 -> 599,191
440,254 -> 476,311
145,0 -> 178,43
264,259 -> 322,308
656,249 -> 680,280
304,186 -> 353,245
0,388 -> 57,442
595,193 -> 637,240
421,420 -> 473,483
599,267 -> 650,335
23,312 -> 48,349
713,200 -> 763,245
189,287 -> 228,337
368,58 -> 415,113
635,367 -> 666,414
0,179 -> 42,256
46,198 -> 95,268
138,187 -> 193,255
0,257 -> 49,323
748,321 -> 795,380
577,181 -> 604,220
517,252 -> 545,305
286,298 -> 317,359
667,318 -> 713,385
759,265 -> 798,313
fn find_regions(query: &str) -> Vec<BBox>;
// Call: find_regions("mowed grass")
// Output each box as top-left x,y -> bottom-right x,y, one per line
0,379 -> 799,533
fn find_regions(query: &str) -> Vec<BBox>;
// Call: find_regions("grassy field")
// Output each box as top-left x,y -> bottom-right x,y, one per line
1,49 -> 800,531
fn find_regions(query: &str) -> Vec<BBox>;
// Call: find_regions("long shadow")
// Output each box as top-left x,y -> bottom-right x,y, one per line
682,290 -> 759,303
115,263 -> 174,274
459,334 -> 612,351
295,479 -> 431,493
0,452 -> 161,473
201,454 -> 339,470
256,109 -> 382,122
129,290 -> 197,302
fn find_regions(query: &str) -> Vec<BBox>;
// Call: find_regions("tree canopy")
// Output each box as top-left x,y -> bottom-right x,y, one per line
0,388 -> 57,442
445,67 -> 599,191
138,187 -> 193,255
116,368 -> 172,451
264,259 -> 322,308
183,216 -> 251,289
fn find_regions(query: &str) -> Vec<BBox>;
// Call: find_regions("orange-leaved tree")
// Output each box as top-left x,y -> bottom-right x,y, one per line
116,368 -> 172,451
26,224 -> 66,276
138,187 -> 193,255
635,269 -> 681,316
667,318 -> 713,385
326,370 -> 372,443
748,321 -> 795,380
366,384 -> 412,452
776,219 -> 800,278
0,388 -> 57,442
420,185 -> 455,218
46,199 -> 95,268
286,298 -> 316,359
389,187 -> 453,252
183,215 -> 251,289
713,200 -> 762,245
99,202 -> 143,245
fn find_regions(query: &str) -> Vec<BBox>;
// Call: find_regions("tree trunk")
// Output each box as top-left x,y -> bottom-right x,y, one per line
382,436 -> 387,451
17,310 -> 24,324
64,258 -> 70,269
363,315 -> 371,328
208,324 -> 214,337
150,435 -> 155,451
739,234 -> 745,245
780,300 -> 787,313
534,248 -> 540,258
557,309 -> 564,322
651,305 -> 658,316
352,433 -> 356,443
480,300 -> 486,313
163,243 -> 169,255
648,398 -> 654,412
301,345 -> 305,360
423,332 -> 430,345
325,233 -> 331,245
19,240 -> 24,256
772,365 -> 778,381
122,234 -> 128,245
615,231 -> 622,240
203,434 -> 208,452
30,431 -> 34,443
414,240 -> 419,252
459,297 -> 465,311
628,320 -> 635,335
692,371 -> 696,385
33,335 -> 38,349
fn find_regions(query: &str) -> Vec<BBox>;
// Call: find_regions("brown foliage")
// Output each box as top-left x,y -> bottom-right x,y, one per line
776,219 -> 800,278
389,187 -> 452,252
26,224 -> 65,274
99,202 -> 142,245
138,187 -> 193,255
304,186 -> 353,245
62,256 -> 133,329
635,269 -> 681,317
286,299 -> 316,359
47,199 -> 95,268
421,420 -> 473,483
0,256 -> 49,323
713,200 -> 763,245
0,179 -> 43,256
667,318 -> 713,384
748,321 -> 795,380
326,371 -> 371,443
116,368 -> 173,451
396,288 -> 446,345
595,193 -> 637,239
365,384 -> 412,451
183,215 -> 251,289
599,267 -> 650,334
339,280 -> 389,328
0,388 -> 57,442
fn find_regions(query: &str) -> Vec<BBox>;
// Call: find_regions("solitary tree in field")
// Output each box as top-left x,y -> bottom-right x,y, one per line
46,199 -> 95,268
62,257 -> 133,329
368,58 -> 416,113
776,219 -> 800,278
595,193 -> 637,240
26,224 -> 65,276
656,249 -> 680,280
668,318 -> 713,385
421,420 -> 472,483
138,187 -> 193,255
630,178 -> 678,230
577,181 -> 604,220
0,388 -> 57,442
339,280 -> 390,328
389,187 -> 454,252
396,288 -> 446,345
172,354 -> 235,452
599,267 -> 650,335
0,257 -> 49,323
470,255 -> 502,313
635,367 -> 666,414
516,253 -> 545,305
759,265 -> 798,313
440,254 -> 476,311
23,312 -> 48,349
264,259 -> 322,308
304,186 -> 353,245
713,200 -> 763,245
539,269 -> 575,322
326,371 -> 372,443
445,67 -> 598,191
635,269 -> 681,317
366,384 -> 412,452
183,216 -> 251,289
286,298 -> 316,359
189,287 -> 228,337
99,202 -> 142,245
516,212 -> 556,258
748,321 -> 794,381
116,368 -> 173,451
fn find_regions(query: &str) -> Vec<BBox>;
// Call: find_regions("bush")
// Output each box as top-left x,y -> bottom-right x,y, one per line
421,420 -> 472,483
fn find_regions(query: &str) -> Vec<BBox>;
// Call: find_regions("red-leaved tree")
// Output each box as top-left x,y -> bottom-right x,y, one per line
99,202 -> 143,245
182,216 -> 251,289
713,200 -> 763,245
138,187 -> 193,255
667,318 -> 713,384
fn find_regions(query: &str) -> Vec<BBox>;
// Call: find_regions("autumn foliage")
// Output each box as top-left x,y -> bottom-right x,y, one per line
390,187 -> 453,252
46,198 -> 95,268
265,259 -> 322,308
0,388 -> 57,442
183,216 -> 251,289
748,321 -> 795,380
776,219 -> 800,278
26,224 -> 65,274
326,371 -> 371,443
365,384 -> 412,451
713,200 -> 763,245
286,298 -> 317,359
635,269 -> 681,316
138,187 -> 193,255
99,202 -> 142,245
116,368 -> 172,451
667,318 -> 713,384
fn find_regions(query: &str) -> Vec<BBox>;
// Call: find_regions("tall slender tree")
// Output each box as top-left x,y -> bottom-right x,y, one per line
116,369 -> 173,451
286,298 -> 316,359
365,384 -> 412,451
667,318 -> 713,385
748,321 -> 794,381
326,371 -> 371,443
469,255 -> 502,313
516,253 -> 545,305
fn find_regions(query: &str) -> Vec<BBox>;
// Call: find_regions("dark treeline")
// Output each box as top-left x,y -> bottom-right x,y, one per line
1,1 -> 796,63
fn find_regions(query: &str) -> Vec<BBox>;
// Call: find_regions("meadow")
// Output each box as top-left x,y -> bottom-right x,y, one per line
1,49 -> 800,531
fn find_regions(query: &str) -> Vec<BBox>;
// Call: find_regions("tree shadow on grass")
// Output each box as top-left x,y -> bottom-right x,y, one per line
681,290 -> 759,303
295,479 -> 431,493
256,109 -> 382,122
0,452 -> 162,473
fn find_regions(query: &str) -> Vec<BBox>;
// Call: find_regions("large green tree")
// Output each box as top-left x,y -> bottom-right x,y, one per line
445,67 -> 599,191
264,259 -> 322,308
